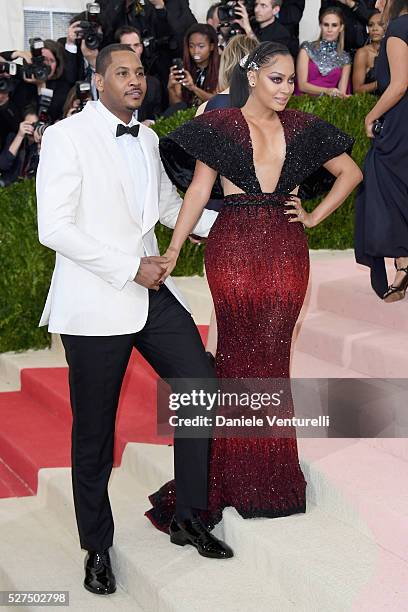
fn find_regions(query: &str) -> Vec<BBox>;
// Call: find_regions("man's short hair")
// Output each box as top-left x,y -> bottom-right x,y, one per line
114,25 -> 142,42
95,43 -> 136,75
206,3 -> 221,21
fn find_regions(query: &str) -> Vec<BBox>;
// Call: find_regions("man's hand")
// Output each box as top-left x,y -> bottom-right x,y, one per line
81,43 -> 98,67
337,0 -> 356,7
148,0 -> 165,8
67,20 -> 82,46
134,256 -> 169,290
11,50 -> 32,64
17,120 -> 35,139
234,2 -> 253,36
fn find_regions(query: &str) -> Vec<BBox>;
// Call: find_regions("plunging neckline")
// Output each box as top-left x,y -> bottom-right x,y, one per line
238,108 -> 287,195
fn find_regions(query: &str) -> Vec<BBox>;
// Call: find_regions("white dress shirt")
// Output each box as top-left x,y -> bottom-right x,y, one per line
95,99 -> 148,223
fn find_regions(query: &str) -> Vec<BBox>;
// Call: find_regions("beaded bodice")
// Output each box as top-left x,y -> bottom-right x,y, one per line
159,107 -> 354,201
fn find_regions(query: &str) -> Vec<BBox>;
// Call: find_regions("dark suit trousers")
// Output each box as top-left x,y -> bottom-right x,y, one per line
61,286 -> 215,551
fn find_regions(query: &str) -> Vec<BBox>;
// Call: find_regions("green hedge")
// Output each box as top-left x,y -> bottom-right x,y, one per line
0,94 -> 375,352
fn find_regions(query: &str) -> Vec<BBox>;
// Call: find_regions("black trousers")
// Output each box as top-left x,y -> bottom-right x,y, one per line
61,286 -> 215,551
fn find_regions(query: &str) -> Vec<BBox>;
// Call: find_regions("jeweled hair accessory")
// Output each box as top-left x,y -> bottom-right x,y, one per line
239,54 -> 259,71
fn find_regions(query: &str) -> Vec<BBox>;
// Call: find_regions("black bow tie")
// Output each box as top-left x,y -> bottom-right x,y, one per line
116,124 -> 140,138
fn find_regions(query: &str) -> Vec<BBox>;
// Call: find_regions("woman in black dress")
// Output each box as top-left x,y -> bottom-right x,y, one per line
352,9 -> 385,94
145,42 -> 362,535
355,0 -> 408,301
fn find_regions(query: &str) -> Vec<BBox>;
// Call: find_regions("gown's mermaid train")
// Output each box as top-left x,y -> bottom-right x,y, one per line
145,107 -> 354,532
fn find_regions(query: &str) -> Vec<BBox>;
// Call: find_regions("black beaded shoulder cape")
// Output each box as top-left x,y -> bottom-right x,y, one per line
159,107 -> 354,200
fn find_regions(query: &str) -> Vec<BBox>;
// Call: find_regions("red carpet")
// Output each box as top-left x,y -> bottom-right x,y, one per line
0,326 -> 208,499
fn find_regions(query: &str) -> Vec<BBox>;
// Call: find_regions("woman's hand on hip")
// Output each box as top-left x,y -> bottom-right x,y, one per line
284,196 -> 315,228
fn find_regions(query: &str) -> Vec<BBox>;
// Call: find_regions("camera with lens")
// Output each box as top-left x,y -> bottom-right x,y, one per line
218,0 -> 254,24
218,1 -> 241,23
32,87 -> 54,138
77,2 -> 103,51
75,81 -> 91,112
217,0 -> 254,42
0,61 -> 20,92
24,38 -> 51,82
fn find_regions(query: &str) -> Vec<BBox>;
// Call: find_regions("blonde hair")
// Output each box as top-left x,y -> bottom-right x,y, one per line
315,7 -> 345,54
218,35 -> 259,91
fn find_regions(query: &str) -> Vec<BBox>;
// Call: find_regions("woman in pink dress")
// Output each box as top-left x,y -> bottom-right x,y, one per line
296,6 -> 352,97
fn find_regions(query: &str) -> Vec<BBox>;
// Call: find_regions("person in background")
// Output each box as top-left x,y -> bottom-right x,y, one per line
0,60 -> 21,147
4,41 -> 71,121
355,0 -> 408,301
167,24 -> 220,111
206,2 -> 227,52
63,12 -> 104,100
0,106 -> 41,186
234,0 -> 293,52
115,25 -> 163,122
320,0 -> 373,56
62,85 -> 92,118
207,2 -> 221,30
278,0 -> 306,56
98,0 -> 179,98
161,0 -> 197,56
352,9 -> 384,93
296,7 -> 351,97
196,34 -> 259,114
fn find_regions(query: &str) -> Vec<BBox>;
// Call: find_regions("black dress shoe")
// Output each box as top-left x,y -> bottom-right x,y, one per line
84,550 -> 117,595
169,516 -> 234,559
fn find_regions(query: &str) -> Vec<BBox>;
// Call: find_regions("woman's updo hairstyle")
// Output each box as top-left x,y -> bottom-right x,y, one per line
230,41 -> 292,108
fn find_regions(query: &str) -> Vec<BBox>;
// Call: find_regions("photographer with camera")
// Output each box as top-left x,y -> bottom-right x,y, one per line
166,24 -> 220,115
114,25 -> 163,122
0,106 -> 41,187
0,56 -> 22,147
2,39 -> 71,122
63,82 -> 93,118
232,0 -> 292,51
98,0 -> 196,106
207,2 -> 245,51
63,5 -> 105,100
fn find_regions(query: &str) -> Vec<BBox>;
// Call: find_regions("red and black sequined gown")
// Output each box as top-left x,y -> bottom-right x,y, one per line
145,107 -> 354,532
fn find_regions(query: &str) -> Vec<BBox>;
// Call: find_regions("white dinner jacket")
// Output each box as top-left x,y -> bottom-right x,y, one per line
36,101 -> 218,336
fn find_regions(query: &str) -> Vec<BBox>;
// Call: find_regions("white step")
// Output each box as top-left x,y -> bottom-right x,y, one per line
294,310 -> 408,377
317,274 -> 408,334
0,347 -> 67,391
123,441 -> 408,559
36,468 -> 294,612
37,466 -> 372,611
0,496 -> 143,611
120,443 -> 408,610
3,439 -> 408,611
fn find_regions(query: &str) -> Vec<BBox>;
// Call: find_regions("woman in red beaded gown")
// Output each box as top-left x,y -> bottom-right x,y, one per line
145,42 -> 362,532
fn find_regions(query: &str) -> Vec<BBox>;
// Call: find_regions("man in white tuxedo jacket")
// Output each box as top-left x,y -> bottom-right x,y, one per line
36,44 -> 233,596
